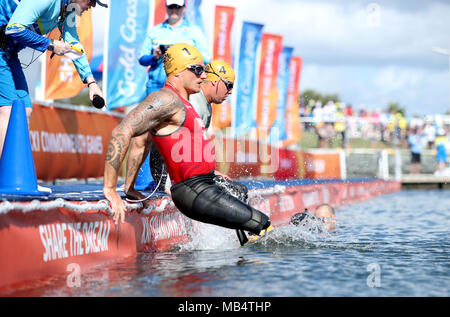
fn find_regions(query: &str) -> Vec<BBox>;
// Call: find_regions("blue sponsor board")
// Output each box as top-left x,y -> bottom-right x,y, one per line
233,21 -> 264,136
105,0 -> 149,109
186,0 -> 206,33
270,47 -> 293,143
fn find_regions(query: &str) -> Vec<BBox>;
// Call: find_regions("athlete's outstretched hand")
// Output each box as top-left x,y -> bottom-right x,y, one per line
103,187 -> 126,225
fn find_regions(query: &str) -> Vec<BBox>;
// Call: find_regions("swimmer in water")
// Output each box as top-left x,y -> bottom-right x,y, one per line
290,204 -> 336,231
314,203 -> 336,231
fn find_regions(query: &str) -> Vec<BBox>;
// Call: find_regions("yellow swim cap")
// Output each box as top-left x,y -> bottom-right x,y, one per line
163,43 -> 204,77
205,59 -> 235,82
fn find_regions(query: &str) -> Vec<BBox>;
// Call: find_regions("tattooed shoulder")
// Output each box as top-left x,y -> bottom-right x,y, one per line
119,89 -> 184,137
143,89 -> 183,113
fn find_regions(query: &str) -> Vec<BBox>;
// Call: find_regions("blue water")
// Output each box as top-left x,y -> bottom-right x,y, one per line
11,189 -> 450,297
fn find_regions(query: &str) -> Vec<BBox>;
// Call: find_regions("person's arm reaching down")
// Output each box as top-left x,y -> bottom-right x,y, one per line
103,90 -> 182,224
124,132 -> 153,201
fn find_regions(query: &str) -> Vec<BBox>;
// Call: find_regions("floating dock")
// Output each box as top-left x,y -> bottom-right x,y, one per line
401,174 -> 450,189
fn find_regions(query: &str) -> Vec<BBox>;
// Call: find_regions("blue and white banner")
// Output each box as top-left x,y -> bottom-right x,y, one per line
269,46 -> 293,143
232,21 -> 264,137
104,0 -> 150,109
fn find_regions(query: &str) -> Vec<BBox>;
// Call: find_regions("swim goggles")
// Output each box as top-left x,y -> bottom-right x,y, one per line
206,69 -> 234,90
186,64 -> 206,76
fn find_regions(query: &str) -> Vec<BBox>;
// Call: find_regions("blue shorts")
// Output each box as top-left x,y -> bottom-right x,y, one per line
0,51 -> 32,108
437,151 -> 447,163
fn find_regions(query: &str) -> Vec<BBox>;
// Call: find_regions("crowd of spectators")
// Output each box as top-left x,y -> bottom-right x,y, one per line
299,100 -> 450,174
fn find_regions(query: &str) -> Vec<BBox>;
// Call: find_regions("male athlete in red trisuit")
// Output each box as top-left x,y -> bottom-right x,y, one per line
103,43 -> 273,245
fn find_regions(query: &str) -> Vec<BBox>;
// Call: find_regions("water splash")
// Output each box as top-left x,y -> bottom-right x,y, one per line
179,221 -> 240,251
179,213 -> 338,252
178,178 -> 339,252
249,218 -> 332,248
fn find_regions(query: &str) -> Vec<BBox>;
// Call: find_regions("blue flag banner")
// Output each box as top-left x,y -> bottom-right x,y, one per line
104,0 -> 150,109
269,47 -> 293,143
186,0 -> 205,32
232,21 -> 264,137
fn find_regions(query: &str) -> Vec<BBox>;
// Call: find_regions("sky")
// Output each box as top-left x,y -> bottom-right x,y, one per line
89,0 -> 450,116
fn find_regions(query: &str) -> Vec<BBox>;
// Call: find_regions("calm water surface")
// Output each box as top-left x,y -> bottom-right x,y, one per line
12,189 -> 450,297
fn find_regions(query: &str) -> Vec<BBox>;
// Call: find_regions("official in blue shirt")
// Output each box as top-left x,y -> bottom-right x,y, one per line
138,0 -> 211,96
0,0 -> 107,157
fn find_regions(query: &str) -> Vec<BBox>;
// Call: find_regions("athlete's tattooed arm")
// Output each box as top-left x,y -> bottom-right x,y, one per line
103,89 -> 183,224
123,132 -> 152,199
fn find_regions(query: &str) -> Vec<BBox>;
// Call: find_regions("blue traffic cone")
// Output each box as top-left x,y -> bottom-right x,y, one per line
134,153 -> 156,190
0,100 -> 49,196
